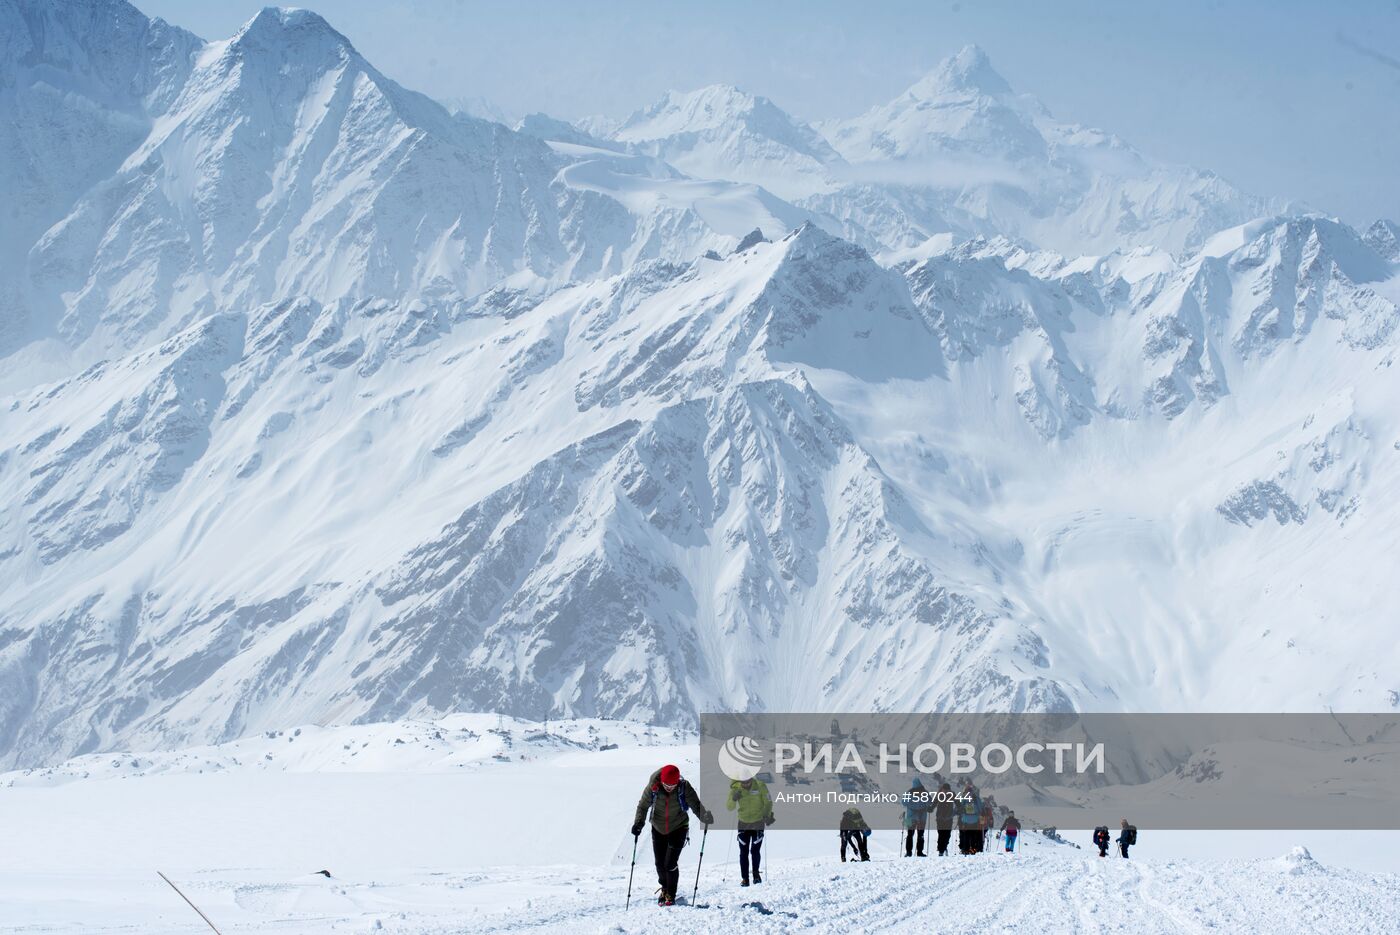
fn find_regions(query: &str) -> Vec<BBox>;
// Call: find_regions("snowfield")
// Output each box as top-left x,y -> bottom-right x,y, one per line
2,718 -> 1398,933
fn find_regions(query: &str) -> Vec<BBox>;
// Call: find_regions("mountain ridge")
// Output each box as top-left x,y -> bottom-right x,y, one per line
2,3 -> 1398,770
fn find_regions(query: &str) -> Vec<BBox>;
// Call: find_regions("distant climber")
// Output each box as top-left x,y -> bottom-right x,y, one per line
980,795 -> 997,850
632,764 -> 713,906
1000,811 -> 1021,853
839,807 -> 872,862
903,777 -> 930,856
1093,825 -> 1111,857
934,782 -> 956,856
1117,818 -> 1137,859
957,782 -> 984,854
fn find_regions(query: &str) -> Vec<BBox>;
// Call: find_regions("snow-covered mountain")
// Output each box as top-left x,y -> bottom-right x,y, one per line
1364,219 -> 1400,263
3,0 -> 804,379
2,0 -> 1398,771
811,45 -> 1287,257
0,0 -> 200,361
4,211 -> 1398,767
612,85 -> 845,200
588,47 -> 1287,259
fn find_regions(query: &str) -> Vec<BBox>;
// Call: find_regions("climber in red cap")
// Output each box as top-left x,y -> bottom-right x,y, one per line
632,764 -> 713,905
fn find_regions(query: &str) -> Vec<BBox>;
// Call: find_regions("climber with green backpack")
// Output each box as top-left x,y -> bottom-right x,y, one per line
957,781 -> 984,854
726,775 -> 775,886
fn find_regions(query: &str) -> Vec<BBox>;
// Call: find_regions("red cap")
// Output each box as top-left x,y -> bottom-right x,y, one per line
659,764 -> 681,785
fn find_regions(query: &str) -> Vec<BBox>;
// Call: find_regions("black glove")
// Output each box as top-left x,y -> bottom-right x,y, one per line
701,811 -> 714,825
730,788 -> 742,801
764,814 -> 776,826
631,821 -> 643,837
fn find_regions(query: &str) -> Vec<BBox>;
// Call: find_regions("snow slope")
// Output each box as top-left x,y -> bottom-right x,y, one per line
2,719 -> 1398,934
0,225 -> 1070,766
0,0 -> 200,365
4,214 -> 1399,768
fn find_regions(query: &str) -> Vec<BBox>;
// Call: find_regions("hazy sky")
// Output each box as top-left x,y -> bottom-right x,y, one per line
133,0 -> 1400,225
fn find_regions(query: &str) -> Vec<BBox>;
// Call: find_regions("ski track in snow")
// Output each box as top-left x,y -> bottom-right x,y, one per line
19,852 -> 1385,934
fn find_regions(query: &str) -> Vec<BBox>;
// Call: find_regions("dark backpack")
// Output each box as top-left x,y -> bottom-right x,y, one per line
1093,826 -> 1109,845
1125,825 -> 1138,845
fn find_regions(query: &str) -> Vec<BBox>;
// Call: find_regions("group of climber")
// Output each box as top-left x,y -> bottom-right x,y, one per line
1093,819 -> 1138,858
631,763 -> 774,906
890,776 -> 1021,857
631,764 -> 1139,906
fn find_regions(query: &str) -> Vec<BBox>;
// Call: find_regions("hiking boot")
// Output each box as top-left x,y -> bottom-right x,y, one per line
740,878 -> 750,887
662,892 -> 675,906
752,870 -> 762,884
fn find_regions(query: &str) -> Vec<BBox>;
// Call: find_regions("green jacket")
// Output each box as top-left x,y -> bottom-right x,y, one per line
725,779 -> 773,828
634,769 -> 712,835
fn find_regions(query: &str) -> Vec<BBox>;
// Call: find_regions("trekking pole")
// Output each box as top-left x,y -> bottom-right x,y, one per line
724,830 -> 733,882
157,872 -> 222,934
691,824 -> 709,904
625,835 -> 638,910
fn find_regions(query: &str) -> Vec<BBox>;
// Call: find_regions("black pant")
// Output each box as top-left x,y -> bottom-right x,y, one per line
652,827 -> 687,897
840,830 -> 869,861
738,828 -> 763,881
1097,843 -> 1109,856
1119,841 -> 1131,859
958,827 -> 983,854
904,826 -> 926,856
936,828 -> 952,855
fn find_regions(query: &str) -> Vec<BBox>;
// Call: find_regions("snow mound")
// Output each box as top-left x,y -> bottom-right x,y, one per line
1278,845 -> 1321,875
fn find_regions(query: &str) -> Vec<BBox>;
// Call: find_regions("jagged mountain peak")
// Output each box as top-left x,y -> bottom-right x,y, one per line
1202,214 -> 1394,282
222,5 -> 362,72
234,6 -> 346,43
615,83 -> 837,159
616,84 -> 765,138
815,43 -> 1281,256
1363,219 -> 1400,263
611,84 -> 841,200
906,43 -> 1013,99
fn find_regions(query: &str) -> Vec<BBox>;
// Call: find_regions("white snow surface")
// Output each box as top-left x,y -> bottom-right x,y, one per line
2,717 -> 1399,933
